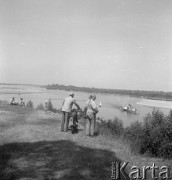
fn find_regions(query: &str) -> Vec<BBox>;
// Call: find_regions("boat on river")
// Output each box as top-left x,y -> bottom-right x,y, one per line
121,104 -> 139,114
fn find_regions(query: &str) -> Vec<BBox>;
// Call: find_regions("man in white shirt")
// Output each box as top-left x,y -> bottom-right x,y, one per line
61,92 -> 80,132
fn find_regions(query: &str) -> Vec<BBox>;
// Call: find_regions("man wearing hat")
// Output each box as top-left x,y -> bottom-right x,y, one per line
61,92 -> 81,132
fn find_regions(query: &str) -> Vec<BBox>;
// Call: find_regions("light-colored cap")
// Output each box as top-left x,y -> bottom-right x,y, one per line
69,92 -> 74,96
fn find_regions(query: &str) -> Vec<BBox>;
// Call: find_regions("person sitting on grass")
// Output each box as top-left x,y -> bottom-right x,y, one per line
10,97 -> 18,105
19,98 -> 25,106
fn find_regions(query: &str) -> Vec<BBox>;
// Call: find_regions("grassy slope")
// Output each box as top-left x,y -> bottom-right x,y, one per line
0,102 -> 171,180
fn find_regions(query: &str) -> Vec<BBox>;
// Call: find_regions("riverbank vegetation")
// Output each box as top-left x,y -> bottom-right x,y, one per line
97,109 -> 172,159
5,99 -> 172,159
46,83 -> 172,100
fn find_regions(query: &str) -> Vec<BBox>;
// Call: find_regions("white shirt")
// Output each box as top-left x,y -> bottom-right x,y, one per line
62,96 -> 75,113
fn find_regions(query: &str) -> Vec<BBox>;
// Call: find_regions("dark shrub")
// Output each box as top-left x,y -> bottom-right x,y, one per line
26,100 -> 34,109
167,109 -> 172,122
36,103 -> 44,110
47,99 -> 53,111
124,109 -> 172,158
149,108 -> 164,127
97,117 -> 124,136
44,99 -> 61,113
124,121 -> 146,153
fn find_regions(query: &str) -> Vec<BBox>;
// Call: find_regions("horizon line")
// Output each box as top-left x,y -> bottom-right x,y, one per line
0,82 -> 171,93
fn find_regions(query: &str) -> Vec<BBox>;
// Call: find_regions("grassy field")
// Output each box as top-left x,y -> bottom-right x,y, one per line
0,101 -> 171,180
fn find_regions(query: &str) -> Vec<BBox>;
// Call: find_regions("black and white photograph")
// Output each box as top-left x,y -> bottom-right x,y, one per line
0,0 -> 172,179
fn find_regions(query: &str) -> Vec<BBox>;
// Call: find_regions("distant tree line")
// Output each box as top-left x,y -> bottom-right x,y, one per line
46,84 -> 172,100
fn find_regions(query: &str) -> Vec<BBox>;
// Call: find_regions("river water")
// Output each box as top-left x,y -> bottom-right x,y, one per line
0,84 -> 171,127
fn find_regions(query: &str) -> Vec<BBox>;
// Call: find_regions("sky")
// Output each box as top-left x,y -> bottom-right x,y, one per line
0,0 -> 172,91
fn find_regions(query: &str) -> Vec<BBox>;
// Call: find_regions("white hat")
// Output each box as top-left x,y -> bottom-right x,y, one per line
69,92 -> 74,96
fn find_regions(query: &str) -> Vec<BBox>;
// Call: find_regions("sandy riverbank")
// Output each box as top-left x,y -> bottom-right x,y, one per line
137,99 -> 172,109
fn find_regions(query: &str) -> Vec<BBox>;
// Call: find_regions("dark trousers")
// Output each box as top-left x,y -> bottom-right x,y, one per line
72,114 -> 78,126
61,111 -> 69,131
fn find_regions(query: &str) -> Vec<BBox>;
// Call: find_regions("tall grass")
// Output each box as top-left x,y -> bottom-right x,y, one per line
97,118 -> 124,137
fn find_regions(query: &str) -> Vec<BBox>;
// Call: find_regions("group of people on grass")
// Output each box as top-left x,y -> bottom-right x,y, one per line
10,92 -> 99,136
61,92 -> 99,137
10,97 -> 25,106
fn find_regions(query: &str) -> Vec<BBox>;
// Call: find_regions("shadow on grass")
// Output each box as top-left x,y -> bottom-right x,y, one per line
0,140 -> 129,180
